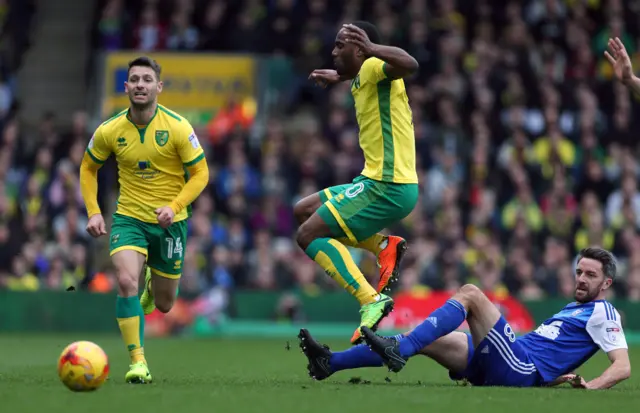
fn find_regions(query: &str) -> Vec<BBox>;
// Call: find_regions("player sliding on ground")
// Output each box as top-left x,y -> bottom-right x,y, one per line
80,57 -> 208,383
300,247 -> 631,389
295,21 -> 419,344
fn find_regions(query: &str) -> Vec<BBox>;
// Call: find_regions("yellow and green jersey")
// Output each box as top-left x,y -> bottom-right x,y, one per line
86,104 -> 205,223
351,57 -> 418,184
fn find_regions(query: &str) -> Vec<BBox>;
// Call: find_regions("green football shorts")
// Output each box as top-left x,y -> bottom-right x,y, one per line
317,175 -> 419,243
109,213 -> 188,279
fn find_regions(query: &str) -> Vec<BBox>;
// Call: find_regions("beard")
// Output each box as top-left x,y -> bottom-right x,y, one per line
574,280 -> 604,303
128,93 -> 155,110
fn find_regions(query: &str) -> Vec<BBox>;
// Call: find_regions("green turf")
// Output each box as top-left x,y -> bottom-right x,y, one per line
0,334 -> 639,413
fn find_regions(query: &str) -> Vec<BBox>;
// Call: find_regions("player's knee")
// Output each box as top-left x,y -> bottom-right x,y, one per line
294,199 -> 317,225
115,267 -> 139,296
296,221 -> 317,250
456,284 -> 485,308
154,294 -> 175,313
293,200 -> 309,224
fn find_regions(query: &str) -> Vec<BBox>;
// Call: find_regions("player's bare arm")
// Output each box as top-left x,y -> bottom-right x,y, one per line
342,24 -> 419,79
605,37 -> 640,94
308,69 -> 342,88
79,151 -> 107,238
579,348 -> 631,390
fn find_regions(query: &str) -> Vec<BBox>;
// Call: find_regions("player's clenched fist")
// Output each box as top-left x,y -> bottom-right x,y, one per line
86,214 -> 107,238
308,69 -> 341,88
155,206 -> 175,229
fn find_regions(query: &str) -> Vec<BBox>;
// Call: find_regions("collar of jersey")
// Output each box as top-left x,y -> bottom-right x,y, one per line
568,299 -> 608,307
125,106 -> 158,143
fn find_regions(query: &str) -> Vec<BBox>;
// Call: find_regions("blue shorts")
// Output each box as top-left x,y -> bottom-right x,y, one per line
449,316 -> 543,387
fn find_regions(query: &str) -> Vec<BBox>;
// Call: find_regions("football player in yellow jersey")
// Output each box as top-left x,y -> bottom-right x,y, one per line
79,57 -> 209,383
296,21 -> 419,345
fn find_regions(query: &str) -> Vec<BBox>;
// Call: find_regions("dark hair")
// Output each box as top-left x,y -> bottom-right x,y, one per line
127,56 -> 161,80
352,21 -> 381,44
578,247 -> 617,280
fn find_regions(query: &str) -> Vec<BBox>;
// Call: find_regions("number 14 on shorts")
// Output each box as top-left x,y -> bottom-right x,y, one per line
165,237 -> 183,259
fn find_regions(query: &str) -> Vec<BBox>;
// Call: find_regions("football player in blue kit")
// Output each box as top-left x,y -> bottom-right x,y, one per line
299,247 -> 631,389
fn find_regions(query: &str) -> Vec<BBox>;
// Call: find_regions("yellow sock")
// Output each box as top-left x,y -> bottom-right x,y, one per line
338,234 -> 387,256
305,237 -> 379,305
116,296 -> 146,364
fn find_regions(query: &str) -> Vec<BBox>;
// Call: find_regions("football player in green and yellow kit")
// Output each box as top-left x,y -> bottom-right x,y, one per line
296,21 -> 419,344
80,57 -> 209,383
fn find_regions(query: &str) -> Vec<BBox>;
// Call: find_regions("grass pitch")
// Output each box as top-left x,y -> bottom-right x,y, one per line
1,334 -> 639,413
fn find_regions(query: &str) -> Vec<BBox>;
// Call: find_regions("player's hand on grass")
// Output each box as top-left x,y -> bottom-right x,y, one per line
569,375 -> 589,389
343,24 -> 376,57
308,69 -> 341,88
556,374 -> 589,389
155,206 -> 175,229
86,214 -> 107,238
605,37 -> 634,84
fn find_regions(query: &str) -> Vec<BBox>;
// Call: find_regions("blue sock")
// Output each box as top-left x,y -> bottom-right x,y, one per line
399,299 -> 467,358
330,344 -> 383,372
330,335 -> 402,372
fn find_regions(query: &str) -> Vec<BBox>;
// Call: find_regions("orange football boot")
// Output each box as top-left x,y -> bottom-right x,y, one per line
375,236 -> 408,294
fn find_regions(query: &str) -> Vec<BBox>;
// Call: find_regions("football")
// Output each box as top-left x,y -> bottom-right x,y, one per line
57,341 -> 109,392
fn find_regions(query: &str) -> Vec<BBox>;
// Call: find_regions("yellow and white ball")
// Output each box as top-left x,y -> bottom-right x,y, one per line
57,341 -> 109,391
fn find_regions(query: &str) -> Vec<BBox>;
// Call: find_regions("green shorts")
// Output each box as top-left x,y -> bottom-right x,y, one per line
109,214 -> 188,279
317,175 -> 419,243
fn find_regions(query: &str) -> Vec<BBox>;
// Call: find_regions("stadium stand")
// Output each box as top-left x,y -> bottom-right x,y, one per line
3,0 -> 640,305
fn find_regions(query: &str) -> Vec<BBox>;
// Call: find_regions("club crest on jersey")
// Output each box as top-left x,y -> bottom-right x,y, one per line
155,130 -> 169,146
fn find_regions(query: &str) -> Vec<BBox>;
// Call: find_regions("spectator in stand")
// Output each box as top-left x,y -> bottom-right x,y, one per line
6,0 -> 640,305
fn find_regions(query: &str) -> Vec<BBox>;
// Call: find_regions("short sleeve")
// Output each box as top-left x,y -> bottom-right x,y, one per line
361,57 -> 388,83
86,126 -> 112,164
177,124 -> 205,167
586,303 -> 628,353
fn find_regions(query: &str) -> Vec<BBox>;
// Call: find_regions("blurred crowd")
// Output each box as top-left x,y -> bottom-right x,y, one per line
5,0 -> 640,304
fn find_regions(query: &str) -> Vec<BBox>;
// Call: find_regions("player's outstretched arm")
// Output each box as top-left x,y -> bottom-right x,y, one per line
343,24 -> 419,79
308,69 -> 344,88
584,348 -> 631,390
605,37 -> 640,95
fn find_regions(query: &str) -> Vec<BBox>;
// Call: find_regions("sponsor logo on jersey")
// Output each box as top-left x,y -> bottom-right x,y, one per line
136,160 -> 158,179
534,320 -> 563,340
117,137 -> 127,147
571,309 -> 584,316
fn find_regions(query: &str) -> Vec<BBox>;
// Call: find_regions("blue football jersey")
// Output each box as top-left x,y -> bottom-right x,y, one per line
518,300 -> 627,383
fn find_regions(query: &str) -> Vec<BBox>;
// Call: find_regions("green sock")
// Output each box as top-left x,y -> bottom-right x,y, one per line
116,296 -> 146,363
305,238 -> 379,305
